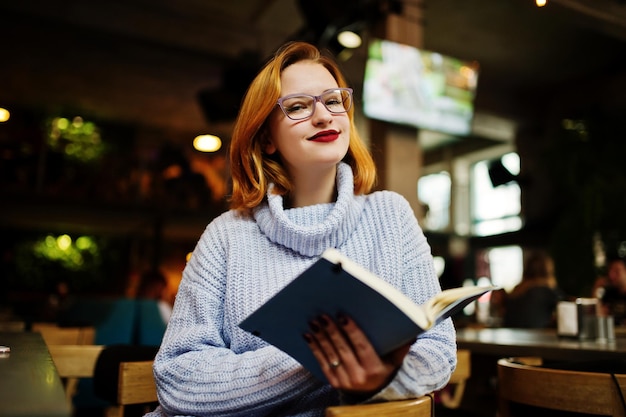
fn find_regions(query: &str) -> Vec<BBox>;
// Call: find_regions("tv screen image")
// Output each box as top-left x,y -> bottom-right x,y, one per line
363,38 -> 479,136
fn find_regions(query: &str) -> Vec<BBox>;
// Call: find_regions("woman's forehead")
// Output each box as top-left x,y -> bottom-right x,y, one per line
280,61 -> 338,95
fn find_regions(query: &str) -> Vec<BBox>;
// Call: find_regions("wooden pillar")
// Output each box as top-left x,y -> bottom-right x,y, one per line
369,3 -> 425,218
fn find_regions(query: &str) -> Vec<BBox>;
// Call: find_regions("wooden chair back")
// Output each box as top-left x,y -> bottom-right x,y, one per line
49,344 -> 105,378
439,348 -> 470,409
48,344 -> 105,407
497,357 -> 626,417
32,322 -> 96,345
325,395 -> 433,417
104,360 -> 158,417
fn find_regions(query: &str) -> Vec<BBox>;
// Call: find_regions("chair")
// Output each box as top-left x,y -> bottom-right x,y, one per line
48,345 -> 105,407
92,345 -> 160,417
497,357 -> 626,417
49,344 -> 105,380
439,348 -> 471,409
32,322 -> 96,345
325,395 -> 434,417
35,324 -> 98,412
325,349 -> 471,416
104,360 -> 158,417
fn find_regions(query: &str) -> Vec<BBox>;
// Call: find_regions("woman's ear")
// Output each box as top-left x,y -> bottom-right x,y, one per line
265,140 -> 277,155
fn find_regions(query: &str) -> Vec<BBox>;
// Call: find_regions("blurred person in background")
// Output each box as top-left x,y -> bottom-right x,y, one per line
595,256 -> 626,325
504,250 -> 565,328
136,268 -> 173,325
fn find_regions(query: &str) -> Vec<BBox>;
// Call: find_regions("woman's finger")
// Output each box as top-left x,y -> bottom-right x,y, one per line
304,317 -> 346,384
335,313 -> 383,369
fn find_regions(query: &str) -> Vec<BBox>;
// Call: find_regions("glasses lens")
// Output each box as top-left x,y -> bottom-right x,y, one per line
322,89 -> 352,114
278,88 -> 353,120
281,95 -> 314,120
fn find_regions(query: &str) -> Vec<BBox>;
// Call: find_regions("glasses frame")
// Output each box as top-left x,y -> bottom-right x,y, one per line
276,88 -> 354,121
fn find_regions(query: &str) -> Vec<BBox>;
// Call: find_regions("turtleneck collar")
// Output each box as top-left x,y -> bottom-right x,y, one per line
253,162 -> 366,257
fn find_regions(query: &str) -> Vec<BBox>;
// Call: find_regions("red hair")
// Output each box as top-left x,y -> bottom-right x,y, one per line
228,41 -> 376,213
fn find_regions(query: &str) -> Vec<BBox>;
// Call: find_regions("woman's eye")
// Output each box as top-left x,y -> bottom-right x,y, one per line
286,104 -> 307,113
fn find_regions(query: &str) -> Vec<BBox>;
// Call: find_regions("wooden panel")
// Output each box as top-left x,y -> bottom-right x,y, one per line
440,349 -> 471,409
325,395 -> 433,417
117,361 -> 157,405
497,358 -> 626,417
48,345 -> 104,378
32,323 -> 96,346
449,349 -> 470,383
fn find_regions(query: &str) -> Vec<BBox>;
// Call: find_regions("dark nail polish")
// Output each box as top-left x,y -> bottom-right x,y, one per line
318,315 -> 330,327
337,313 -> 348,326
308,321 -> 320,333
302,333 -> 313,343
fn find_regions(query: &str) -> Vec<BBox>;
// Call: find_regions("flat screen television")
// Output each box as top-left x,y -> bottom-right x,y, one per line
362,38 -> 479,136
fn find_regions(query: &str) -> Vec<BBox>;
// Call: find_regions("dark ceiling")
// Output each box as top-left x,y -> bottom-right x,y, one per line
1,0 -> 626,141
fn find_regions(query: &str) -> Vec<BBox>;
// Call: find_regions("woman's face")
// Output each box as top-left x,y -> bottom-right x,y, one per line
267,61 -> 351,176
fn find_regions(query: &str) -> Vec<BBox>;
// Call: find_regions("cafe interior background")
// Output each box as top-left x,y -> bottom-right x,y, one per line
1,0 -> 626,326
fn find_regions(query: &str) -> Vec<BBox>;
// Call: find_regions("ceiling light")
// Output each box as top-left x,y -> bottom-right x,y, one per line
536,0 -> 547,6
0,107 -> 10,122
337,31 -> 362,49
193,134 -> 222,152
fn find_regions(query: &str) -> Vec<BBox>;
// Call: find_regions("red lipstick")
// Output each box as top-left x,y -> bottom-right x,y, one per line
309,130 -> 339,142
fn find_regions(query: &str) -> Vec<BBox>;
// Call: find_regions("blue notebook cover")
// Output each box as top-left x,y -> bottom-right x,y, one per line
239,248 -> 493,382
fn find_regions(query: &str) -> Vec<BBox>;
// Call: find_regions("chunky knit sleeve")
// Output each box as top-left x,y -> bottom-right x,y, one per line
149,213 -> 329,417
360,191 -> 457,403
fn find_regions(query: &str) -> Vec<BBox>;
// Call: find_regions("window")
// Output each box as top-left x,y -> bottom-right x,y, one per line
417,171 -> 451,231
471,152 -> 521,236
485,245 -> 524,291
469,245 -> 523,324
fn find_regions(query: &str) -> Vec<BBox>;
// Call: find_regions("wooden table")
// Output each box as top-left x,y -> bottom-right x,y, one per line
0,331 -> 71,417
456,327 -> 626,361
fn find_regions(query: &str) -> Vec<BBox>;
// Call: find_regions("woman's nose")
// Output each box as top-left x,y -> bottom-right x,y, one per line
311,101 -> 332,123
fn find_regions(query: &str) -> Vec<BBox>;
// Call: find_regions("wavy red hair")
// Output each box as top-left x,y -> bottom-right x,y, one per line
228,41 -> 376,212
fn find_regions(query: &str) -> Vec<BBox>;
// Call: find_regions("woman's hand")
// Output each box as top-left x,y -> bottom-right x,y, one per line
303,313 -> 412,395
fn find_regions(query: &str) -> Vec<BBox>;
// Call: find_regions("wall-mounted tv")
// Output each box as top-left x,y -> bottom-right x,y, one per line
362,38 -> 479,136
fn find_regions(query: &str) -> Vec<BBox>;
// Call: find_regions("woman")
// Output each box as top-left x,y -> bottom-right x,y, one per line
145,41 -> 456,417
503,250 -> 564,328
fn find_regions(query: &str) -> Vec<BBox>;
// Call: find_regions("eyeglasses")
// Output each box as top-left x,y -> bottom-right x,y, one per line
276,88 -> 353,121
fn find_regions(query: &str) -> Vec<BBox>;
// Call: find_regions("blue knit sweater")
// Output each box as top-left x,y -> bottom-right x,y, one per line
145,163 -> 456,417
